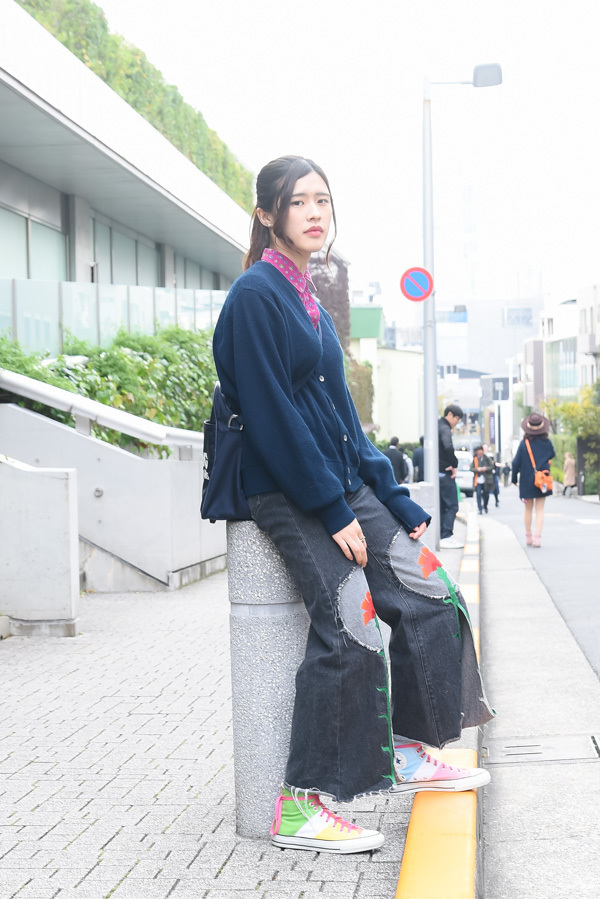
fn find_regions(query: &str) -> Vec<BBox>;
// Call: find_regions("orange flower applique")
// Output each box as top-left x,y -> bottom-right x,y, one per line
418,546 -> 443,579
361,591 -> 376,625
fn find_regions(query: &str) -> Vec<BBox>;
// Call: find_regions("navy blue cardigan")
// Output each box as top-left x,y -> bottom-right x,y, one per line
212,261 -> 429,535
512,436 -> 556,499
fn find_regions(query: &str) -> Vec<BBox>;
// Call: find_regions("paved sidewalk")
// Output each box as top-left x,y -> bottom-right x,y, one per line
0,519 -> 473,899
480,514 -> 600,898
0,573 -> 409,899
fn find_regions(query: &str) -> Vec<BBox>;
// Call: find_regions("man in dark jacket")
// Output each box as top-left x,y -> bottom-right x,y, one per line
382,436 -> 408,484
438,404 -> 463,548
412,436 -> 424,482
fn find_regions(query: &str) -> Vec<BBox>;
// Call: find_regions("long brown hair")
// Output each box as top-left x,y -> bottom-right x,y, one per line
243,155 -> 337,270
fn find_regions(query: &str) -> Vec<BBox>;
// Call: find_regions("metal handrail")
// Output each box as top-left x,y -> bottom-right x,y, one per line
0,368 -> 203,453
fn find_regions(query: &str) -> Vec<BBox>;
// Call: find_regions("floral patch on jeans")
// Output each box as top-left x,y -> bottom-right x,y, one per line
337,567 -> 383,651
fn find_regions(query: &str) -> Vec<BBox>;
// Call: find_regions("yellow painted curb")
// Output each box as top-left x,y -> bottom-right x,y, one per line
460,558 -> 480,574
395,749 -> 479,899
462,542 -> 480,555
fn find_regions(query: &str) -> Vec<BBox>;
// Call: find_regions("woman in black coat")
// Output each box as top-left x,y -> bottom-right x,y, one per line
512,412 -> 555,547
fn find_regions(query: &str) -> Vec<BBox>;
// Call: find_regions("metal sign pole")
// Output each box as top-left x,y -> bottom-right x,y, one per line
423,76 -> 440,548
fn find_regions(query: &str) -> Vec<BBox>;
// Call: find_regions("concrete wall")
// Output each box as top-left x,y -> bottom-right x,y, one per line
0,455 -> 78,634
0,404 -> 226,585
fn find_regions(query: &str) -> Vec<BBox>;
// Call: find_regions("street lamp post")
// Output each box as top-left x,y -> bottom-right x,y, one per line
422,64 -> 502,548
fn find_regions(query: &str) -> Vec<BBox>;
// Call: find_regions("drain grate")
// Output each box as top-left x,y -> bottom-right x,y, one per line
483,734 -> 600,764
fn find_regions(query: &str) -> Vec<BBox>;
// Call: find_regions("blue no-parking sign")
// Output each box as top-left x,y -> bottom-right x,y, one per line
400,267 -> 434,302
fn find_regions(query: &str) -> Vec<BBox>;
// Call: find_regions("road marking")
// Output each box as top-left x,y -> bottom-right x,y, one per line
575,519 -> 600,525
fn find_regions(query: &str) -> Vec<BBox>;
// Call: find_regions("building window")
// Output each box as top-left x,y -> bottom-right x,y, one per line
436,306 -> 467,323
92,217 -> 159,287
185,260 -> 201,289
0,205 -> 28,278
30,221 -> 67,281
137,241 -> 158,288
503,306 -> 533,327
111,229 -> 137,285
0,205 -> 66,281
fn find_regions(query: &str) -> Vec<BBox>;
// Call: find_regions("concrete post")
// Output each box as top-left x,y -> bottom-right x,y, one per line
0,456 -> 79,636
226,520 -> 309,838
67,195 -> 93,283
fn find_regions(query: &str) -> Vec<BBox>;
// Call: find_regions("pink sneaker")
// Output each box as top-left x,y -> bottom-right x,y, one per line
532,534 -> 541,547
390,742 -> 490,793
525,532 -> 533,546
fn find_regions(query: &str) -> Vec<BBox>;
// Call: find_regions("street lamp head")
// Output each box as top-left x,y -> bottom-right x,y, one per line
472,63 -> 502,87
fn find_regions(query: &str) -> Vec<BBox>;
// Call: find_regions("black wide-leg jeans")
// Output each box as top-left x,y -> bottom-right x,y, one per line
248,485 -> 493,802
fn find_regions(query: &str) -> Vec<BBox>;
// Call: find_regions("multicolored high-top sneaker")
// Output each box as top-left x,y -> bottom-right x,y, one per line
270,787 -> 384,853
391,741 -> 490,793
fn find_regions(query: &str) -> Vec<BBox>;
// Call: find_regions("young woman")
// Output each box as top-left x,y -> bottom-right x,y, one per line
511,412 -> 556,547
212,156 -> 493,854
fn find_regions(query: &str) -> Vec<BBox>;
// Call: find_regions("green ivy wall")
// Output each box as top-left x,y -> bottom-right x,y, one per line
15,0 -> 254,213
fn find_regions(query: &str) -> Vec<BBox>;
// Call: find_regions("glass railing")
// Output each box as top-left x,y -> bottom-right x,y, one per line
0,279 -> 228,354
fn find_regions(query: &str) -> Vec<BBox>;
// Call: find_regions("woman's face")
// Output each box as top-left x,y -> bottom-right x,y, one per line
269,171 -> 333,267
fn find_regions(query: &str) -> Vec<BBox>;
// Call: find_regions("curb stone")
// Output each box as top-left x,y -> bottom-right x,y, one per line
395,504 -> 484,899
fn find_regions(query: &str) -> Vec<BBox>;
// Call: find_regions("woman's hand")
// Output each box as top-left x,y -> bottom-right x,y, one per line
409,521 -> 428,540
332,518 -> 368,567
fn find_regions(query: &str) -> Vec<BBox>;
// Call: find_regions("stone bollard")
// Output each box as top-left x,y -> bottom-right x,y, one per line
226,520 -> 309,838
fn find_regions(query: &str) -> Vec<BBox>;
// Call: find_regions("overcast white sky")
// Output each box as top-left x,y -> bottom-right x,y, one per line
96,0 -> 600,324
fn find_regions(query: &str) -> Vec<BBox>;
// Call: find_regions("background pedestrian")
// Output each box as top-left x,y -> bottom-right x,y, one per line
511,412 -> 556,547
563,452 -> 576,496
398,446 -> 413,483
382,436 -> 408,485
438,405 -> 464,548
471,446 -> 494,515
412,436 -> 424,482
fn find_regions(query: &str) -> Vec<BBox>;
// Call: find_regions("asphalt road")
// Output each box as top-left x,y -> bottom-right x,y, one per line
471,483 -> 600,679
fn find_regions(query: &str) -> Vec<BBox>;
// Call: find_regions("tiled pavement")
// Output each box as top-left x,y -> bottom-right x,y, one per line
0,571 -> 417,899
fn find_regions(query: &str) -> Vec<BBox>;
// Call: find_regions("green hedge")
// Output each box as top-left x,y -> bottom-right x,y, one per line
0,328 -> 216,451
16,0 -> 254,212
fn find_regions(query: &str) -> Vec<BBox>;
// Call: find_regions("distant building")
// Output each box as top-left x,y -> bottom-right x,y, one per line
349,305 -> 423,442
576,284 -> 599,388
541,299 -> 579,401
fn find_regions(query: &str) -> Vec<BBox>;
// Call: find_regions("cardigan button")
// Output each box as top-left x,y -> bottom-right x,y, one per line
343,434 -> 348,441
319,375 -> 325,382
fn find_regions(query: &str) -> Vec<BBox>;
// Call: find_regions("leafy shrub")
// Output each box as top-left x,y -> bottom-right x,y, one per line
0,327 -> 216,451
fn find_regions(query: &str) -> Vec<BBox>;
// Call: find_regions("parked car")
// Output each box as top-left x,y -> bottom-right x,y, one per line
454,449 -> 474,497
